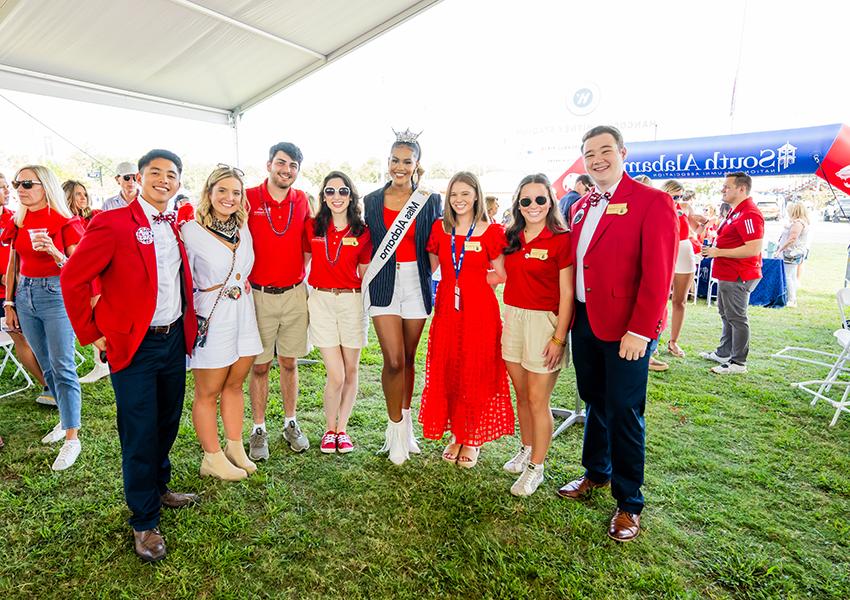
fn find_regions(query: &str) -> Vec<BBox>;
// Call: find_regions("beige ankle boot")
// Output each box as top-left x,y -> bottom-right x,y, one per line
200,450 -> 248,481
224,439 -> 257,475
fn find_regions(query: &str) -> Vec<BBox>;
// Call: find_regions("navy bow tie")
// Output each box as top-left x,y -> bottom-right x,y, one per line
588,191 -> 611,207
152,212 -> 176,225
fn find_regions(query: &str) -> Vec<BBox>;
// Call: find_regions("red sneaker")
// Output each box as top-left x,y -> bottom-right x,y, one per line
336,432 -> 354,454
320,431 -> 337,454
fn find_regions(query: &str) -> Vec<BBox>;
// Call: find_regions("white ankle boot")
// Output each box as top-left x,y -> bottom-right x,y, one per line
402,408 -> 421,454
200,450 -> 248,481
378,418 -> 409,465
79,347 -> 110,384
224,439 -> 257,475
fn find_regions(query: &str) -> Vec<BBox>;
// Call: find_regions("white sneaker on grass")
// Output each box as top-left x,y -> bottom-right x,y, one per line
41,422 -> 65,444
711,362 -> 748,374
52,440 -> 81,471
503,445 -> 532,474
511,463 -> 544,497
699,351 -> 731,364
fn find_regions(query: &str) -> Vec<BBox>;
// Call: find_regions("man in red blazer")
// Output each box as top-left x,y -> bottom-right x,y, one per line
61,149 -> 198,562
557,125 -> 678,542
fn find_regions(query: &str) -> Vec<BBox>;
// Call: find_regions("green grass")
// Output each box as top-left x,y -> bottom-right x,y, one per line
1,245 -> 849,599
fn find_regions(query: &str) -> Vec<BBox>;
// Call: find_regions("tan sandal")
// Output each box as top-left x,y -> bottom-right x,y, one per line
667,340 -> 685,358
457,445 -> 480,469
442,438 -> 461,463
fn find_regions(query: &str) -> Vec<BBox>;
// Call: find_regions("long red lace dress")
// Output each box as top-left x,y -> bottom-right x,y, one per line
419,219 -> 514,446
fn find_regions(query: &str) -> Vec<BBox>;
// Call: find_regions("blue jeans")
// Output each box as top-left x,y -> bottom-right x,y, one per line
15,276 -> 82,430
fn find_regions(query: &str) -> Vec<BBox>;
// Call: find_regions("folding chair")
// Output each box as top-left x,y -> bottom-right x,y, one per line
705,260 -> 720,307
0,329 -> 35,399
688,270 -> 699,304
837,287 -> 850,330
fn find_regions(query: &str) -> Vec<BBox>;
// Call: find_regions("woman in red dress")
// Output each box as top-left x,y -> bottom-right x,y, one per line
419,171 -> 513,468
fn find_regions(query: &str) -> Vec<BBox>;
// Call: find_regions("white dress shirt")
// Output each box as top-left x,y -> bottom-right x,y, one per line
138,197 -> 182,326
575,179 -> 620,303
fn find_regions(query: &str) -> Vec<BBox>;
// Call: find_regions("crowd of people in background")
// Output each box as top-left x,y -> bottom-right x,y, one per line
0,123 -> 814,560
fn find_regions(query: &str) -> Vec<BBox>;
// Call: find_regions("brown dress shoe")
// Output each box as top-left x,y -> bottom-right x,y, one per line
607,509 -> 641,542
160,490 -> 199,509
134,528 -> 166,562
557,476 -> 609,499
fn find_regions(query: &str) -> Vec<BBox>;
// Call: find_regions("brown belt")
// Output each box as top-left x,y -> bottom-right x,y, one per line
149,318 -> 181,335
314,287 -> 361,295
250,282 -> 299,294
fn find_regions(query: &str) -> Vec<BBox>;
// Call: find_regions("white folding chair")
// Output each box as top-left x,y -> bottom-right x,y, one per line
837,287 -> 850,330
0,329 -> 35,399
688,270 -> 699,304
705,260 -> 719,307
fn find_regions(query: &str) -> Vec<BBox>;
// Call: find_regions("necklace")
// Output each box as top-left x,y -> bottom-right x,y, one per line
208,215 -> 239,243
324,225 -> 351,267
263,200 -> 293,236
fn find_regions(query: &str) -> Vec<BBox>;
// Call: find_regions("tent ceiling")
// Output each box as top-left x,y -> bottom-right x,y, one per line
0,0 -> 441,125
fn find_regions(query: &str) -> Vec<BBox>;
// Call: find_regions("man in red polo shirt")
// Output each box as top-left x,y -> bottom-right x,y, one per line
246,142 -> 311,459
700,171 -> 764,374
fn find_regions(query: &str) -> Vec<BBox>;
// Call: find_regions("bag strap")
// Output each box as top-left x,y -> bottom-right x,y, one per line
204,248 -> 237,325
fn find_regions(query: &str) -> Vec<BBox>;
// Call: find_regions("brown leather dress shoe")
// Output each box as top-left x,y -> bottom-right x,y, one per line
607,509 -> 641,542
133,528 -> 166,562
160,490 -> 199,509
557,476 -> 609,499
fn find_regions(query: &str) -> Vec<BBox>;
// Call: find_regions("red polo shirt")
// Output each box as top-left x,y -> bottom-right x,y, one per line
1,206 -> 84,278
306,218 -> 372,289
246,180 -> 310,287
0,208 -> 14,297
503,228 -> 572,312
712,197 -> 764,282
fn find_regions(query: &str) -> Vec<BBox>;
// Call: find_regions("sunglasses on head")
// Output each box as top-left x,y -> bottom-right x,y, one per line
217,163 -> 246,177
12,180 -> 43,190
519,196 -> 548,208
121,174 -> 135,182
324,186 -> 351,198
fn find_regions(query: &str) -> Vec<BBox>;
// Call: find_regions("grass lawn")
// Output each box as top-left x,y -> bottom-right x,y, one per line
1,243 -> 849,599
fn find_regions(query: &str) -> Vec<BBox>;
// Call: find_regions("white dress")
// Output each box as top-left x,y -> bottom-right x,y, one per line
182,221 -> 263,369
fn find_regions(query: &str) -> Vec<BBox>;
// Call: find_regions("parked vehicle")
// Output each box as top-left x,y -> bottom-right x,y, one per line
823,198 -> 850,222
755,197 -> 781,220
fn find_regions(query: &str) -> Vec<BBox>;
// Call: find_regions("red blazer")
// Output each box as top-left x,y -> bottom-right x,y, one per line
60,200 -> 198,372
569,174 -> 678,342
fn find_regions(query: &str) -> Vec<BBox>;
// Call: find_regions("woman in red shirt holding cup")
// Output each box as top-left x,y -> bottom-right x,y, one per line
305,171 -> 372,454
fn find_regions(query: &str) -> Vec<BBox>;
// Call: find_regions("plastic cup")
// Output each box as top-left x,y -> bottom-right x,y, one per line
28,228 -> 48,251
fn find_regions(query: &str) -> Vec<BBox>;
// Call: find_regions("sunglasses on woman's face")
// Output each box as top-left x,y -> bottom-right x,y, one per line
671,194 -> 683,201
12,180 -> 42,190
121,174 -> 135,182
324,187 -> 351,198
519,196 -> 548,208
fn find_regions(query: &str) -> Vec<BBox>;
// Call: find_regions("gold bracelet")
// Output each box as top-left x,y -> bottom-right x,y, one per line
550,335 -> 566,347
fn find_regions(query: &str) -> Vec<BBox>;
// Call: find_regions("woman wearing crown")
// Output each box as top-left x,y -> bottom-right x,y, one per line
362,130 -> 442,465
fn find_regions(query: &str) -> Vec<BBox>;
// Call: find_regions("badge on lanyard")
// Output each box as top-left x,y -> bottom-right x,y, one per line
452,223 -> 476,311
135,227 -> 154,245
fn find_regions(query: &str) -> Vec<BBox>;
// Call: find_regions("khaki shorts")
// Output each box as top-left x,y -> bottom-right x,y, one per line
308,289 -> 368,349
501,304 -> 569,374
253,282 -> 309,363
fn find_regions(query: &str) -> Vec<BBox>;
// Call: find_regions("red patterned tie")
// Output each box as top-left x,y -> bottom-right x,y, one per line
152,212 -> 176,225
588,191 -> 611,207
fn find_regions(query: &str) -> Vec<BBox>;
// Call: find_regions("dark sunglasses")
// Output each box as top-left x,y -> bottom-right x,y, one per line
12,180 -> 43,190
324,186 -> 351,197
217,163 -> 245,177
519,196 -> 548,208
121,174 -> 136,182
671,194 -> 683,201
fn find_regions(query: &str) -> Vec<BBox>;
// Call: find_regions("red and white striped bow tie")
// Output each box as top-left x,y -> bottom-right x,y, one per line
588,191 -> 611,207
152,212 -> 176,225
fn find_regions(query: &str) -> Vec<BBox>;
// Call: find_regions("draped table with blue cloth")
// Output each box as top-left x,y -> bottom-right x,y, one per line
697,257 -> 787,307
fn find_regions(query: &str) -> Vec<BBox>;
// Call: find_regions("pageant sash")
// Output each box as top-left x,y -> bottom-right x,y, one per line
362,186 -> 432,312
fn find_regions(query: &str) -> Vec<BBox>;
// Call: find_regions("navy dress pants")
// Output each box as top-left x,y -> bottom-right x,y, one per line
110,324 -> 186,531
572,302 -> 649,514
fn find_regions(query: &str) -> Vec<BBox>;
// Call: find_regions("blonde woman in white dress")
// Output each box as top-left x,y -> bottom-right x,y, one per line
183,165 -> 262,481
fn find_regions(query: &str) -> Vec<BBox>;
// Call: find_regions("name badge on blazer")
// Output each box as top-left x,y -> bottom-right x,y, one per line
606,203 -> 628,216
342,237 -> 359,246
464,241 -> 482,252
527,248 -> 548,260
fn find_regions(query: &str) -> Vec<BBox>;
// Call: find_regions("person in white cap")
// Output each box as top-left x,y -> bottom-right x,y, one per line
102,162 -> 140,211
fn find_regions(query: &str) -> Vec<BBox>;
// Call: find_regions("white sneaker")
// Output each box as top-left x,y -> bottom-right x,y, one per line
503,445 -> 532,474
52,440 -> 81,471
511,463 -> 544,497
699,351 -> 731,364
41,422 -> 65,444
402,409 -> 421,454
711,362 -> 748,374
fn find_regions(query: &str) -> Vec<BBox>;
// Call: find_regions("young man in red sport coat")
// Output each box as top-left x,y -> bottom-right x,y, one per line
557,125 -> 679,542
61,149 -> 198,562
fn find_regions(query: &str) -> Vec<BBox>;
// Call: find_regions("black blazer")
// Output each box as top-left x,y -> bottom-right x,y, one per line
363,183 -> 442,314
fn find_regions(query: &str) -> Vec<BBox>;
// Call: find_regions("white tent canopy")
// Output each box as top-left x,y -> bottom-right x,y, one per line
0,0 -> 441,125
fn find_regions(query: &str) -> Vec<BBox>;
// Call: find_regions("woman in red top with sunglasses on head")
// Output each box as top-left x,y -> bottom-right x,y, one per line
305,171 -> 372,455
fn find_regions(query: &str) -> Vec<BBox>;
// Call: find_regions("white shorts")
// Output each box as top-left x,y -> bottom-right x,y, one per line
368,261 -> 428,319
675,239 -> 696,274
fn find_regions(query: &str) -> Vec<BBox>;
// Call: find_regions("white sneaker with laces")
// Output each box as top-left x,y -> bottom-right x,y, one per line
711,362 -> 747,374
503,445 -> 532,474
511,463 -> 544,497
52,440 -> 81,471
699,351 -> 731,364
41,422 -> 65,444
